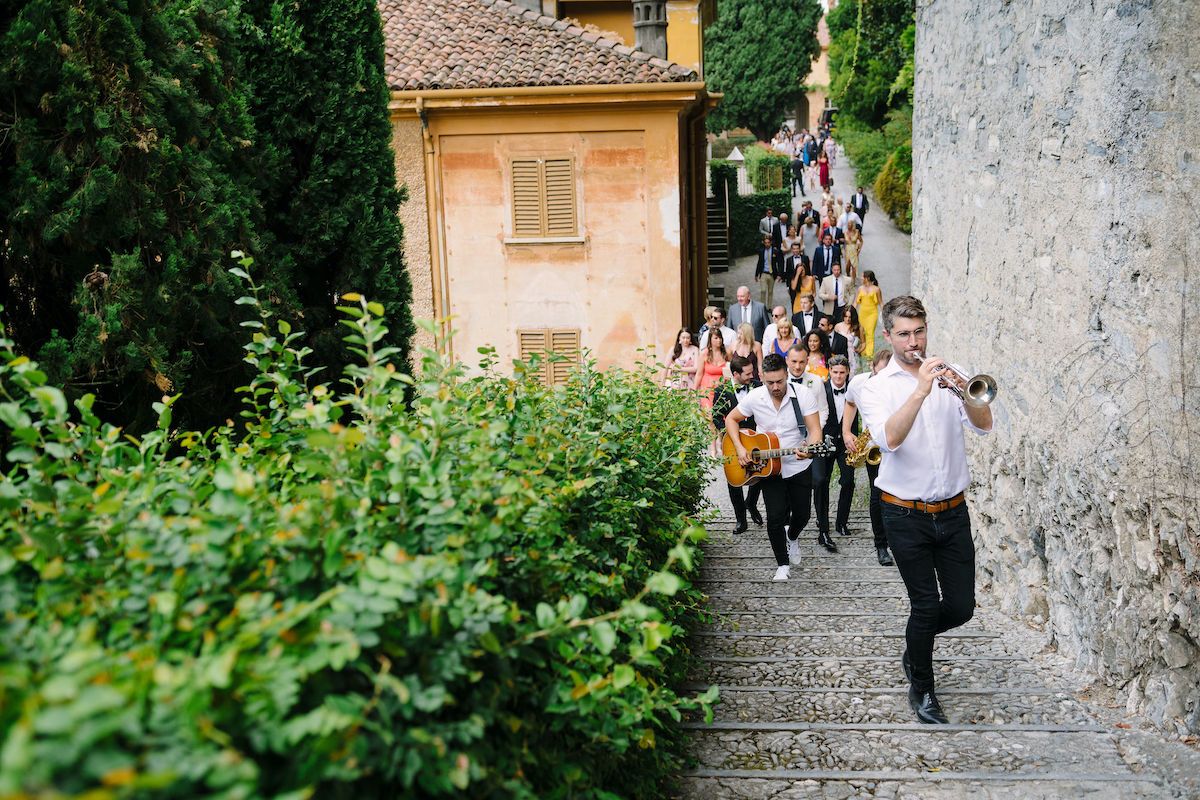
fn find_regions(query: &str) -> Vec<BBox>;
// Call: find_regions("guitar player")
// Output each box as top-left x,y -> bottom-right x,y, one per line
725,353 -> 823,581
712,355 -> 763,536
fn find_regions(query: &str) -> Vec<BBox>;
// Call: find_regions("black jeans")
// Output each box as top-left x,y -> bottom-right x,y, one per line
760,469 -> 813,566
866,461 -> 886,549
728,482 -> 762,526
882,501 -> 975,693
814,450 -> 855,533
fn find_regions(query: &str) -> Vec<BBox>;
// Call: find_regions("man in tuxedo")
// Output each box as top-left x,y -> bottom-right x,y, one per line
791,294 -> 828,338
783,243 -> 809,310
784,344 -> 835,553
814,356 -> 857,541
818,261 -> 854,317
796,200 -> 820,228
851,186 -> 869,227
754,235 -> 783,307
811,232 -> 842,284
712,355 -> 763,535
791,154 -> 805,197
774,212 -> 790,250
727,285 -> 770,342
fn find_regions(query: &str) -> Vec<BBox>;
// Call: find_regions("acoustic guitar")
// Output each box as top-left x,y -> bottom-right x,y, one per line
721,429 -> 836,487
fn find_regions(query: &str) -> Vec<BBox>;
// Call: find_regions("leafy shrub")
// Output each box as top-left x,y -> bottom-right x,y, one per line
874,146 -> 913,234
743,145 -> 790,193
0,266 -> 716,798
710,135 -> 757,159
709,160 -> 791,258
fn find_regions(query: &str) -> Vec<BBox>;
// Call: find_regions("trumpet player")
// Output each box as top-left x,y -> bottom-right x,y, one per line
843,348 -> 894,566
856,296 -> 994,726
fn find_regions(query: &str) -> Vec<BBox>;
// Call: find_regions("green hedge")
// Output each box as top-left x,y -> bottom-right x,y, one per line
710,134 -> 758,159
742,145 -> 789,193
874,146 -> 912,233
709,161 -> 791,259
0,267 -> 716,798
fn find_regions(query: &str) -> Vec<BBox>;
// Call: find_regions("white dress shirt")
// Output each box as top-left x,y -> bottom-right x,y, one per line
761,322 -> 779,351
788,372 -> 827,429
828,378 -> 849,422
837,211 -> 863,230
698,325 -> 737,351
856,356 -> 992,501
735,383 -> 821,478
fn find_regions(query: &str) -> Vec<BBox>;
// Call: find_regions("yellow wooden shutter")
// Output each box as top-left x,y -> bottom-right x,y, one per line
543,158 -> 576,236
512,159 -> 544,238
548,328 -> 581,386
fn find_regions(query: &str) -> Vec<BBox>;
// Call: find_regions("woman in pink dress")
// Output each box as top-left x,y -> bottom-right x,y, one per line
693,332 -> 729,454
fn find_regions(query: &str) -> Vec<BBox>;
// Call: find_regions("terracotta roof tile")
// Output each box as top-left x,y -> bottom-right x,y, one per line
377,0 -> 698,91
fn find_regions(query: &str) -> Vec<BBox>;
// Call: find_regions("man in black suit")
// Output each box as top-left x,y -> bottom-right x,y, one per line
795,200 -> 820,228
783,242 -> 809,310
774,212 -> 790,250
791,155 -> 805,197
791,293 -> 828,338
810,232 -> 842,284
712,355 -> 763,534
754,235 -> 784,307
851,186 -> 870,227
814,355 -> 857,543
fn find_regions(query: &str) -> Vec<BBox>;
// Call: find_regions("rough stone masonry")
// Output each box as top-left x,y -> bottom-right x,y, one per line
913,0 -> 1199,733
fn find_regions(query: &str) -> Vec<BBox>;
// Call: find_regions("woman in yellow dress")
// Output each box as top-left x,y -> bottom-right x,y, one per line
853,269 -> 883,358
843,221 -> 864,282
790,261 -> 817,313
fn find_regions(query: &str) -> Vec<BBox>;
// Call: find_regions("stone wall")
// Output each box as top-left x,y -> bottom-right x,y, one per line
913,0 -> 1200,732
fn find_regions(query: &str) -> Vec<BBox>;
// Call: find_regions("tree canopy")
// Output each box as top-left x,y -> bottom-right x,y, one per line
826,0 -> 915,127
704,0 -> 823,139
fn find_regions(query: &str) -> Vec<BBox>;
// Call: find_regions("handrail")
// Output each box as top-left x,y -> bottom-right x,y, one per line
723,179 -> 730,244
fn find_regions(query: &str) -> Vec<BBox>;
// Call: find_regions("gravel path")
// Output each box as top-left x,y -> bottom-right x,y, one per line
677,468 -> 1200,798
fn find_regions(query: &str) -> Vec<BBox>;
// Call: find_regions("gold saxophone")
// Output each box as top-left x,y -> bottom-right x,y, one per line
845,428 -> 882,468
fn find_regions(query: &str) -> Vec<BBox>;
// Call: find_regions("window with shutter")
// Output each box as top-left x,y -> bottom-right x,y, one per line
510,157 -> 577,239
516,328 -> 582,386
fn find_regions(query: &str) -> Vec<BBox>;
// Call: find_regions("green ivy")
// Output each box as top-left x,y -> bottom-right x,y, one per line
0,262 -> 717,798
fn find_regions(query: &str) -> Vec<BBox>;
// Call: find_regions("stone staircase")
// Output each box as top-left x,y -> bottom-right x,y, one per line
706,195 -> 729,273
677,502 -> 1184,799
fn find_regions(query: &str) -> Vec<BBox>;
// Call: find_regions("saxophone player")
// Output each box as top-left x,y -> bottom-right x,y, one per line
843,348 -> 894,566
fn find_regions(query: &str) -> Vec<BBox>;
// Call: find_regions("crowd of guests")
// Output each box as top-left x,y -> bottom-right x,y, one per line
771,124 -> 837,197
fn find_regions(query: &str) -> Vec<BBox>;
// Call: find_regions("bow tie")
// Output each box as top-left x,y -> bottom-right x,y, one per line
833,387 -> 846,395
736,384 -> 749,393
790,378 -> 805,384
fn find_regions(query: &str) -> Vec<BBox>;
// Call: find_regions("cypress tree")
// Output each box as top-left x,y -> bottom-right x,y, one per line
0,0 -> 281,428
243,0 -> 413,374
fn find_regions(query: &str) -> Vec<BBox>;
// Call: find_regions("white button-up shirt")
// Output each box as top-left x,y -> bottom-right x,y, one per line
856,356 -> 991,501
698,325 -> 737,351
789,372 -> 826,430
735,384 -> 821,478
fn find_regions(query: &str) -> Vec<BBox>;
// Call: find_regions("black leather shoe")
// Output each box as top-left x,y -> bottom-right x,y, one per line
908,686 -> 949,724
748,507 -> 764,527
902,649 -> 913,683
731,522 -> 748,536
817,532 -> 838,553
836,525 -> 852,536
877,547 -> 895,566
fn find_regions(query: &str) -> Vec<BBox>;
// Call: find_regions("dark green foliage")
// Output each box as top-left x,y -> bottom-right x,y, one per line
836,107 -> 912,188
743,147 -> 791,192
711,162 -> 791,258
704,0 -> 823,139
875,145 -> 912,233
243,0 -> 413,378
826,0 -> 914,128
0,0 -> 273,429
710,134 -> 759,159
0,277 -> 715,797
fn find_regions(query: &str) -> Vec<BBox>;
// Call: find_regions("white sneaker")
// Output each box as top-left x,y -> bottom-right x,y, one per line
773,565 -> 790,581
786,536 -> 802,565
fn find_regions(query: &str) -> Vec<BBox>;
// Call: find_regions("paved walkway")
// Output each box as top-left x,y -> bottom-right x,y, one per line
677,478 -> 1200,798
708,150 -> 913,317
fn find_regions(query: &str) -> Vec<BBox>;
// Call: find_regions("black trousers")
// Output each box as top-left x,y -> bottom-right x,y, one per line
760,469 -> 813,566
792,173 -> 805,196
882,501 -> 976,693
728,482 -> 762,526
812,449 -> 854,534
865,461 -> 886,549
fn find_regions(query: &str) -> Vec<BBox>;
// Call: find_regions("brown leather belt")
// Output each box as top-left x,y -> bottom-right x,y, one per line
880,491 -> 965,514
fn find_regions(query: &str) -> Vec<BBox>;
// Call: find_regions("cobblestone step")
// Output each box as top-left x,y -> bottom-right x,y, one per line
677,773 -> 1164,799
692,632 -> 1014,660
684,726 -> 1129,774
706,612 -> 972,635
692,686 -> 1095,726
703,595 -> 907,614
692,656 -> 1049,690
700,566 -> 904,582
696,579 -> 909,596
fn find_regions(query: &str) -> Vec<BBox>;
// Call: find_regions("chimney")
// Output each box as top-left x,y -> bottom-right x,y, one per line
632,0 -> 668,59
512,0 -> 542,12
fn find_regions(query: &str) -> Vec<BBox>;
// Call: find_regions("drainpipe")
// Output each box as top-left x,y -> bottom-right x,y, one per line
416,96 -> 452,358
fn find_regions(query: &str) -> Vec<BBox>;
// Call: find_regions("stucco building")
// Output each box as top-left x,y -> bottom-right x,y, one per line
379,0 -> 716,378
798,9 -> 833,131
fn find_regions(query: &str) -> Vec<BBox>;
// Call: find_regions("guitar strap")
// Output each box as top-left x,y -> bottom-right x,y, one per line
788,388 -> 808,438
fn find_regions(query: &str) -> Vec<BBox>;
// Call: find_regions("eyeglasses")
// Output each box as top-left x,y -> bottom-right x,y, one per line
889,327 -> 926,341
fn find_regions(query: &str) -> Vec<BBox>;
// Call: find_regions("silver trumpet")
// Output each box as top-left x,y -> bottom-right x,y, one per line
914,352 -> 998,407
